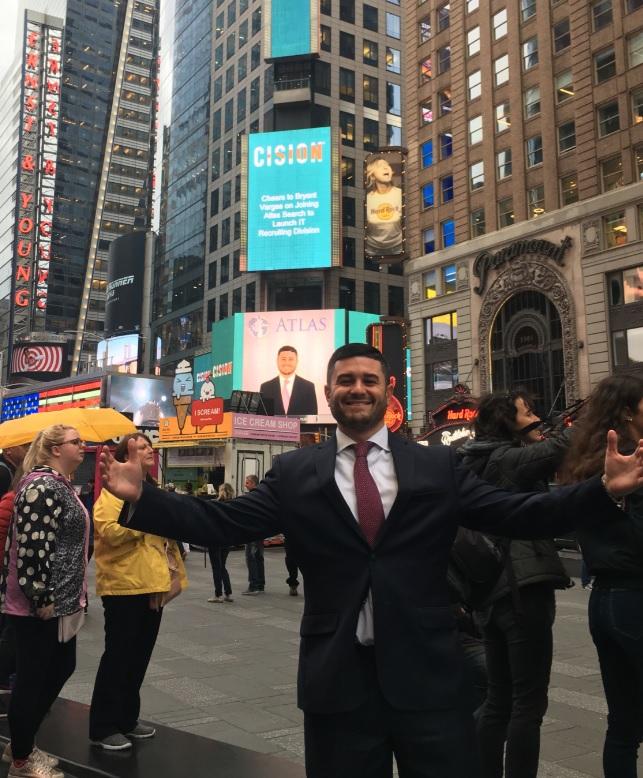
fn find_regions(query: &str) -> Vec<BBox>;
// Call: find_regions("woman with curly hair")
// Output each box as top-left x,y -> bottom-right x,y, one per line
560,374 -> 643,778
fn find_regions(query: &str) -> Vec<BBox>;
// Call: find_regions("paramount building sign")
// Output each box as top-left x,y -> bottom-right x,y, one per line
473,236 -> 572,295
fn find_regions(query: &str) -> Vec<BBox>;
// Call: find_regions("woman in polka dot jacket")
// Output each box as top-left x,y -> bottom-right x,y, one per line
0,424 -> 89,778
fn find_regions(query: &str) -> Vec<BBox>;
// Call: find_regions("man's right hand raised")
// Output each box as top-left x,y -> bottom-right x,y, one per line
99,438 -> 144,504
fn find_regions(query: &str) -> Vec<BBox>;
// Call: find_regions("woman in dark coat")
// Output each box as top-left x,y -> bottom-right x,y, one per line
458,391 -> 571,778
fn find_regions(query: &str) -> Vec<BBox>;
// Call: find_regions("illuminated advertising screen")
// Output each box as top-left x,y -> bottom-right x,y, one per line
105,232 -> 146,335
97,333 -> 140,369
264,0 -> 319,60
107,375 -> 174,428
242,127 -> 340,272
9,343 -> 67,380
364,148 -> 407,263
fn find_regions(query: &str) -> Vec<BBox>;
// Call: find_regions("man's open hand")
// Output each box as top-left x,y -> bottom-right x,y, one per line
99,439 -> 144,504
603,430 -> 643,497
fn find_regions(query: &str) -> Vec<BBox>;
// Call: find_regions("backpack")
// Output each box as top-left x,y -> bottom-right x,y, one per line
448,527 -> 510,610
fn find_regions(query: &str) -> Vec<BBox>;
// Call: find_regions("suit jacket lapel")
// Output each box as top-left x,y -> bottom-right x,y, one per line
374,432 -> 415,547
314,438 -> 369,546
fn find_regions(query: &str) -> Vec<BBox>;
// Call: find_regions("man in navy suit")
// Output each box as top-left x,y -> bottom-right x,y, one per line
260,345 -> 318,416
101,344 -> 643,778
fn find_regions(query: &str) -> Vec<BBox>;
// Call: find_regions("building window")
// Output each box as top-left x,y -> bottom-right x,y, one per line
220,293 -> 228,320
467,0 -> 479,10
339,278 -> 355,310
387,124 -> 402,145
251,7 -> 261,34
439,90 -> 452,116
386,12 -> 401,38
523,37 -> 539,70
342,197 -> 356,226
430,361 -> 459,392
497,148 -> 512,179
421,140 -> 433,167
438,47 -> 451,73
441,175 -> 454,203
612,327 -> 643,367
426,311 -> 458,341
342,237 -> 356,267
600,155 -> 623,191
340,31 -> 355,59
220,254 -> 230,284
315,60 -> 331,95
386,46 -> 401,72
495,100 -> 510,132
340,68 -> 355,101
556,69 -> 574,103
246,282 -> 256,312
422,182 -> 435,209
340,112 -> 355,146
363,75 -> 379,108
363,39 -> 378,65
340,0 -> 355,23
251,43 -> 261,69
424,270 -> 437,299
632,88 -> 643,124
420,99 -> 433,125
626,0 -> 643,11
423,227 -> 435,254
467,26 -> 481,57
320,25 -> 331,52
524,85 -> 541,118
442,220 -> 456,248
468,70 -> 481,100
598,100 -> 620,136
526,135 -> 543,167
471,208 -> 486,237
341,156 -> 355,186
498,197 -> 514,228
209,225 -> 218,253
595,47 -> 616,82
629,30 -> 643,67
521,0 -> 536,21
469,115 -> 483,145
364,282 -> 380,314
592,0 -> 612,31
388,286 -> 404,317
553,19 -> 571,52
440,133 -> 453,159
437,3 -> 450,31
560,174 -> 578,205
442,263 -> 457,292
363,118 -> 379,150
418,16 -> 431,43
558,120 -> 576,152
387,82 -> 401,115
528,185 -> 545,218
420,57 -> 432,82
493,9 -> 507,39
610,267 -> 643,307
604,210 -> 627,248
636,146 -> 643,180
470,161 -> 484,190
494,54 -> 509,85
363,3 -> 378,31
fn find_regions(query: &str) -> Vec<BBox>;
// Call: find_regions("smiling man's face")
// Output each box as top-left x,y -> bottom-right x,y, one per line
325,356 -> 392,437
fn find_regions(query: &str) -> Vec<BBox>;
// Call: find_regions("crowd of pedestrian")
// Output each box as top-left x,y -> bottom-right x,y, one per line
2,341 -> 643,778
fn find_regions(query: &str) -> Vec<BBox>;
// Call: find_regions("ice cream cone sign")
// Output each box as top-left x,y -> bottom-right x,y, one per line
172,359 -> 194,433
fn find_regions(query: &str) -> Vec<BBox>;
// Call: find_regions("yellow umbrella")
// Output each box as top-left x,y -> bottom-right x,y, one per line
0,407 -> 137,448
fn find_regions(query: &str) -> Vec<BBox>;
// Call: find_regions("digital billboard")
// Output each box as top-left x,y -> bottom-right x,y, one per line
9,343 -> 67,380
241,127 -> 340,272
97,333 -> 140,370
107,374 -> 174,428
364,148 -> 407,263
104,232 -> 146,335
264,0 -> 319,60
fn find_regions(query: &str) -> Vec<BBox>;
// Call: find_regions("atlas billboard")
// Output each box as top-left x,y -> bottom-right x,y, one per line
264,0 -> 319,60
241,127 -> 340,272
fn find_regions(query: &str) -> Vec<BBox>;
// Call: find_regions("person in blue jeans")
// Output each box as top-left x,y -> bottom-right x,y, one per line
560,374 -> 643,778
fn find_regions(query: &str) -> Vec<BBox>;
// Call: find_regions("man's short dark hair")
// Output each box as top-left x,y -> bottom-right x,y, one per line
245,474 -> 259,486
278,345 -> 297,356
326,343 -> 390,384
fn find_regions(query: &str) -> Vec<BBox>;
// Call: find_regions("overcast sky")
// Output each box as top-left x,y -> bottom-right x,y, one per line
0,1 -> 20,80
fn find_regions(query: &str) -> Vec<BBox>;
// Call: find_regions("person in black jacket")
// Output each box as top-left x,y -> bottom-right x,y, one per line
559,375 -> 643,778
458,391 -> 572,778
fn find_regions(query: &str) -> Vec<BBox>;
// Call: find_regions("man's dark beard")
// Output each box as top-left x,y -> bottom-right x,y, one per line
328,395 -> 388,433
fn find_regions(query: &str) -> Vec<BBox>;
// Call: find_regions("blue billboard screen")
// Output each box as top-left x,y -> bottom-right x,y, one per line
244,127 -> 335,272
267,0 -> 316,59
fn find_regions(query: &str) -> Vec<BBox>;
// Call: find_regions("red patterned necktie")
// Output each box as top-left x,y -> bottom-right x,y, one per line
353,441 -> 385,546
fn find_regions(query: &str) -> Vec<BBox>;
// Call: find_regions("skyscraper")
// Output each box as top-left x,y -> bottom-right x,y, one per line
152,0 -> 407,374
404,1 -> 643,434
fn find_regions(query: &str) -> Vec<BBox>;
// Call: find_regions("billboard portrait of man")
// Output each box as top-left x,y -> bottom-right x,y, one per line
364,150 -> 405,260
260,345 -> 318,416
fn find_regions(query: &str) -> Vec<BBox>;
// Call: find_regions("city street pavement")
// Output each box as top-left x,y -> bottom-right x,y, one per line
62,547 -> 640,776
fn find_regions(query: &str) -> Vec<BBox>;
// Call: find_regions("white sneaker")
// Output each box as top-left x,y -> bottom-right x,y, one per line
3,745 -> 58,768
8,751 -> 63,778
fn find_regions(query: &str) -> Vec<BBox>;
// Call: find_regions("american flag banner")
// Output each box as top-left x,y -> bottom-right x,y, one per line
10,344 -> 64,376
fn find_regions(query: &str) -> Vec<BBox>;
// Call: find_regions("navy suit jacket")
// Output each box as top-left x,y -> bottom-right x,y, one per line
259,374 -> 318,416
123,433 -> 613,714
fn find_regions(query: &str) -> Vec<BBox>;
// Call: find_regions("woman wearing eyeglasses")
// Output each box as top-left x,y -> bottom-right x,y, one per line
89,433 -> 187,752
0,425 -> 89,778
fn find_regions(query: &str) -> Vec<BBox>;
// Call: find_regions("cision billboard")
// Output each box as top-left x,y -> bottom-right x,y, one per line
364,148 -> 407,263
264,0 -> 319,59
104,232 -> 145,336
241,127 -> 341,272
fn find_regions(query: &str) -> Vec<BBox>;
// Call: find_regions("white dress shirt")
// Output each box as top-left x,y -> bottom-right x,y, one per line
335,424 -> 398,644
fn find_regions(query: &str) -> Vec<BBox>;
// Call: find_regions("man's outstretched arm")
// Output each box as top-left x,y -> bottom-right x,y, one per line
100,439 -> 282,547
